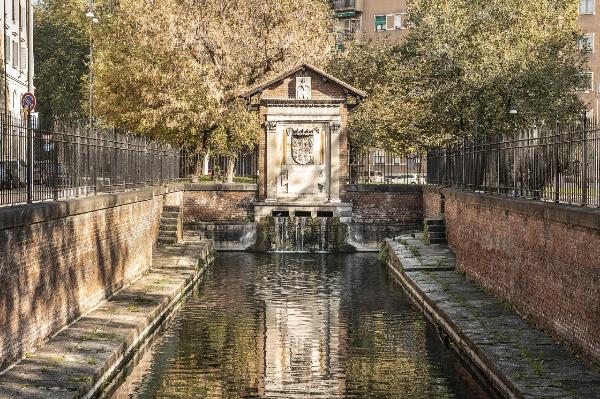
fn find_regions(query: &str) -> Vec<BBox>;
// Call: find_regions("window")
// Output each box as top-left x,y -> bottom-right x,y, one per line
20,1 -> 26,29
394,13 -> 408,29
4,36 -> 10,65
12,41 -> 18,69
12,0 -> 17,21
580,0 -> 595,14
578,72 -> 593,91
579,33 -> 595,52
20,44 -> 26,72
374,150 -> 385,165
375,15 -> 386,32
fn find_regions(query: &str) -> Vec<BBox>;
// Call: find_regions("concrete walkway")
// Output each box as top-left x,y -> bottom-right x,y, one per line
386,234 -> 600,399
0,240 -> 213,399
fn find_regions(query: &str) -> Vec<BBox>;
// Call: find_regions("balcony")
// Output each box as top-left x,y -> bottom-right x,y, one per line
333,0 -> 363,14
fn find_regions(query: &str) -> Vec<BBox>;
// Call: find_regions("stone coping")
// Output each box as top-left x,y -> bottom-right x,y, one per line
443,187 -> 600,231
0,184 -> 183,231
184,183 -> 258,192
385,236 -> 600,398
346,184 -> 423,193
0,239 -> 214,399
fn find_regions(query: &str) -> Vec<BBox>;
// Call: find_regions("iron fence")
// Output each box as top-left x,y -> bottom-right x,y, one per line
348,150 -> 426,185
180,149 -> 258,184
0,113 -> 179,207
427,119 -> 600,207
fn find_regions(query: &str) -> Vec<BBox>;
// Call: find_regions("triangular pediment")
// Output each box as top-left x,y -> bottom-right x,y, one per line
241,63 -> 366,100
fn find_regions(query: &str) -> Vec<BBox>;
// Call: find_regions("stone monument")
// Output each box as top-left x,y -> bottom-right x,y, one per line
243,64 -> 366,221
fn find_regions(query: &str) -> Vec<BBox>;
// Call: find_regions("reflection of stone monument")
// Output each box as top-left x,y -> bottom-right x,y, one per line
243,64 -> 366,220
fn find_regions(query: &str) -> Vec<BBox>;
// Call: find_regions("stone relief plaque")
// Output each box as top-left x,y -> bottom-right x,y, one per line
286,128 -> 319,165
296,77 -> 311,100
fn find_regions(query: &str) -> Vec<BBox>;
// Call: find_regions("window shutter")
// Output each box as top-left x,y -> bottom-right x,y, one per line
375,15 -> 386,31
21,2 -> 26,28
12,41 -> 18,69
386,15 -> 394,30
4,36 -> 10,64
20,45 -> 26,72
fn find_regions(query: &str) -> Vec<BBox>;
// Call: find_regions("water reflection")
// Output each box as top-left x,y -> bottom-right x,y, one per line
110,253 -> 491,399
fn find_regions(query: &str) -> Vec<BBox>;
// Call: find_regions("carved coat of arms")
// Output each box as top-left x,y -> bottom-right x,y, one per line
287,128 -> 318,165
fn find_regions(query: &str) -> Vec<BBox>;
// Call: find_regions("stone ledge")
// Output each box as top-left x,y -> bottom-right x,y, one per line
384,238 -> 600,398
346,184 -> 423,193
0,239 -> 214,398
0,185 -> 183,231
184,183 -> 258,192
443,188 -> 600,231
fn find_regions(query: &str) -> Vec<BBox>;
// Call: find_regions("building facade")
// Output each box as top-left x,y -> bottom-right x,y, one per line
333,0 -> 410,42
334,0 -> 600,118
1,0 -> 34,115
579,0 -> 600,119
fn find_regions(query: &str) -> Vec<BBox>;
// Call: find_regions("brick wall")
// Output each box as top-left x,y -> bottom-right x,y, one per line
345,185 -> 424,224
0,186 -> 182,370
423,185 -> 444,219
182,183 -> 258,224
443,188 -> 600,364
261,69 -> 347,100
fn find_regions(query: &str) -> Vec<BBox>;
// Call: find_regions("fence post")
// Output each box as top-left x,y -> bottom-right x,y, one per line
582,114 -> 589,206
26,112 -> 33,203
554,120 -> 560,203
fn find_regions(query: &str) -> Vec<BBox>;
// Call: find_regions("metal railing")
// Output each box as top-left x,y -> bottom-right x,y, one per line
0,113 -> 179,206
333,0 -> 356,11
427,119 -> 600,207
348,150 -> 426,184
180,149 -> 258,184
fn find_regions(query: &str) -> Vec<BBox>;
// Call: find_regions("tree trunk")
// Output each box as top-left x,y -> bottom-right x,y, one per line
225,158 -> 235,183
202,151 -> 210,175
191,154 -> 203,183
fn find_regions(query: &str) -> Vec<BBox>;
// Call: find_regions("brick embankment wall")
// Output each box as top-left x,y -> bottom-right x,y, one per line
0,185 -> 182,370
422,185 -> 444,219
442,188 -> 600,364
344,184 -> 424,224
182,183 -> 258,224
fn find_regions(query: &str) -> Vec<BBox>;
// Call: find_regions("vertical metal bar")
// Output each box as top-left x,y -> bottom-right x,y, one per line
582,114 -> 589,206
554,120 -> 560,203
26,111 -> 32,203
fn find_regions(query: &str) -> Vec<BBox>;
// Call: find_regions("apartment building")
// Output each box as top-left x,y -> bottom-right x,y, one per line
333,0 -> 410,41
334,0 -> 600,117
1,0 -> 34,116
579,0 -> 600,119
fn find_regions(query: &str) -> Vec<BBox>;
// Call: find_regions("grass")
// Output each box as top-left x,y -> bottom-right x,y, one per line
409,245 -> 421,258
127,303 -> 142,313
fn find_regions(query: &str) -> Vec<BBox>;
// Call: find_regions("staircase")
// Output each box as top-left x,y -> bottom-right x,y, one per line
158,205 -> 183,245
425,218 -> 447,245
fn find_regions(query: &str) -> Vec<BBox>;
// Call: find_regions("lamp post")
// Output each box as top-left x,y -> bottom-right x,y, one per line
86,4 -> 98,134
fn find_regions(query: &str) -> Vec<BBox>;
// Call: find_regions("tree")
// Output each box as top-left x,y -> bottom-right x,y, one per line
33,1 -> 89,122
330,0 -> 587,154
92,0 -> 335,181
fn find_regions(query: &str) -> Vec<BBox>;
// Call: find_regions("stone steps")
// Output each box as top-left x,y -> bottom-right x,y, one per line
425,218 -> 447,245
158,205 -> 182,245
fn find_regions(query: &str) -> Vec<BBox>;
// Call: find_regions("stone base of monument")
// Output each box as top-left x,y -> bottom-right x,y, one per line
253,201 -> 352,222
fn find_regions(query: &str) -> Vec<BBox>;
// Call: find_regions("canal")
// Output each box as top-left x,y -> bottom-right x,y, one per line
108,253 -> 492,398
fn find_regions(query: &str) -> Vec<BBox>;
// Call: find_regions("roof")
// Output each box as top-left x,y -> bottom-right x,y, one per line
241,63 -> 367,99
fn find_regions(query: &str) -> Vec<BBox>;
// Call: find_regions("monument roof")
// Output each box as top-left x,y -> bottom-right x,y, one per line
241,63 -> 367,99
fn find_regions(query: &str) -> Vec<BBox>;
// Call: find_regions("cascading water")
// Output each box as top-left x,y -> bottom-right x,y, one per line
270,216 -> 330,253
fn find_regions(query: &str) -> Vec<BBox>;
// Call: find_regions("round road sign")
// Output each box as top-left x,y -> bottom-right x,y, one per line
21,92 -> 36,112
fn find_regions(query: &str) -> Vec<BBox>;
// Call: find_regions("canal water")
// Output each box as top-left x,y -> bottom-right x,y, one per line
109,253 -> 492,399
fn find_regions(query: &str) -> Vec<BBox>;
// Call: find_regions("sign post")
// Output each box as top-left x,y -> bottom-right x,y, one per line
22,92 -> 36,203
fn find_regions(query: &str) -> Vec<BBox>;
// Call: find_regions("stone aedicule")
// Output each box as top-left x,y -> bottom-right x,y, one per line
243,63 -> 366,210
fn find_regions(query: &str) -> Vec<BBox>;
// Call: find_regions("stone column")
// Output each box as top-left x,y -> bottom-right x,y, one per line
328,122 -> 341,203
265,121 -> 278,202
